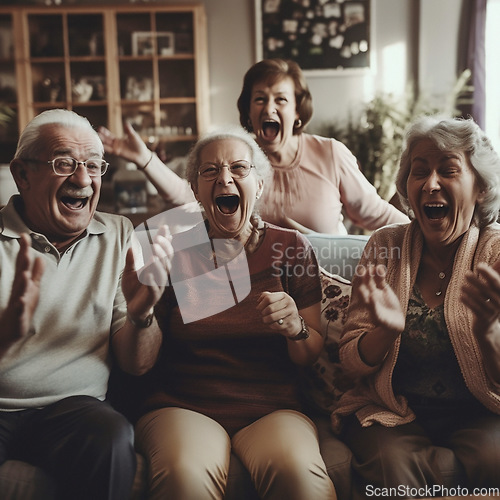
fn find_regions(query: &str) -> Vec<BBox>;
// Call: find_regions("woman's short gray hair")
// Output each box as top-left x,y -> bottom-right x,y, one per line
396,115 -> 500,227
185,125 -> 272,192
14,109 -> 103,160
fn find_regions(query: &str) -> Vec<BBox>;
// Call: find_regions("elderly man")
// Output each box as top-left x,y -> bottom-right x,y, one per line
0,109 -> 172,499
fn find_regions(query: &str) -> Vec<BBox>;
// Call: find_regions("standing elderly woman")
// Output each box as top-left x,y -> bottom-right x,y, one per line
98,59 -> 408,234
133,126 -> 336,500
236,58 -> 408,234
332,116 -> 500,496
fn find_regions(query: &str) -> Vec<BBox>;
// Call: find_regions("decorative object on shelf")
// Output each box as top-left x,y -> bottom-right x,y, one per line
131,31 -> 175,56
71,79 -> 93,103
132,31 -> 154,56
157,32 -> 174,56
86,75 -> 106,100
40,77 -> 62,103
113,163 -> 148,215
125,76 -> 153,101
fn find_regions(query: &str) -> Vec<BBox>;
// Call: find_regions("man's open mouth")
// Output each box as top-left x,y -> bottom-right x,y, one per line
262,120 -> 280,140
216,194 -> 240,215
423,203 -> 449,220
61,196 -> 90,210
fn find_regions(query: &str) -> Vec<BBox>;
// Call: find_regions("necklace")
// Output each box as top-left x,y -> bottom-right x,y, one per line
435,260 -> 454,297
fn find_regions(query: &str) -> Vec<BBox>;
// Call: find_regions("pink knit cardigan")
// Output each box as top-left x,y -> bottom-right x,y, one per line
331,220 -> 500,433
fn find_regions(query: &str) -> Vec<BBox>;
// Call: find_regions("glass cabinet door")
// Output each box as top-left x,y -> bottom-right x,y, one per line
115,10 -> 199,159
0,4 -> 209,167
0,13 -> 18,163
27,12 -> 108,129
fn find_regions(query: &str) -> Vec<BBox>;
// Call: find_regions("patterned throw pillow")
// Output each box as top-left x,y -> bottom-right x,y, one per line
302,267 -> 354,414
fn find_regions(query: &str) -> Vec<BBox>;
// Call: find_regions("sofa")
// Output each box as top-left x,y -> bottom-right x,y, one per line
0,233 -> 367,499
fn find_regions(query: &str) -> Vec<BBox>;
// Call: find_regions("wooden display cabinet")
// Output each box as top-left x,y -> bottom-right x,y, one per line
0,4 -> 210,164
0,13 -> 18,163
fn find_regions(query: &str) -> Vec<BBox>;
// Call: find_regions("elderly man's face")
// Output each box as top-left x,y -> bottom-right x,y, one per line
18,124 -> 103,247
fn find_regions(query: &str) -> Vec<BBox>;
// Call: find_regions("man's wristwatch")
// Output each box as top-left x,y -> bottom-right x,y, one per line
127,311 -> 154,329
288,315 -> 310,341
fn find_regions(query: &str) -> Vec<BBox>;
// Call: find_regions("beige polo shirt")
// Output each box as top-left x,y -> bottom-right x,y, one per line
0,196 -> 134,411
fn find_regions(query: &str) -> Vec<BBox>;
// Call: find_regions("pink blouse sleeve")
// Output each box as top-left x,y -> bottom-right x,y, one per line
333,140 -> 409,230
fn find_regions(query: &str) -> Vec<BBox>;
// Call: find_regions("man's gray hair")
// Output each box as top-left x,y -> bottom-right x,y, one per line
14,109 -> 103,160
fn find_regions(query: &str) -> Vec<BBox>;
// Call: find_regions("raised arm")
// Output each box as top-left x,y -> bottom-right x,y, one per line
98,123 -> 196,207
353,264 -> 405,366
336,141 -> 409,230
112,225 -> 173,375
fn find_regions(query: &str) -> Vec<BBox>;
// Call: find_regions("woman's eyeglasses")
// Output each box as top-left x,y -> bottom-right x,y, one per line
198,160 -> 254,181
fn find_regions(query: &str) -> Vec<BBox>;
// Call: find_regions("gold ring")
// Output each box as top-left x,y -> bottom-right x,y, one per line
277,318 -> 284,325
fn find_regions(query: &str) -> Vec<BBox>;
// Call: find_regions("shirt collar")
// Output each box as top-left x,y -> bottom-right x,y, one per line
0,194 -> 106,240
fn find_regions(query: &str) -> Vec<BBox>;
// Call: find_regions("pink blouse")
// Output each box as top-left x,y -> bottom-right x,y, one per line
258,133 -> 408,234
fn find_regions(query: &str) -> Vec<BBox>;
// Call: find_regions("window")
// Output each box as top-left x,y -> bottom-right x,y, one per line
485,0 -> 500,151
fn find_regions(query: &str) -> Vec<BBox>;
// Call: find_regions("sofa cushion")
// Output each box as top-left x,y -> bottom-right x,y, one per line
303,268 -> 355,414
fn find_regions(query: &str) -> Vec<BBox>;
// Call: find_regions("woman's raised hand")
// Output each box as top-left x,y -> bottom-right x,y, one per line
357,264 -> 405,334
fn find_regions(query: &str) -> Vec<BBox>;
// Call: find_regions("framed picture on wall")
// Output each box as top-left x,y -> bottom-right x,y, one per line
255,0 -> 371,74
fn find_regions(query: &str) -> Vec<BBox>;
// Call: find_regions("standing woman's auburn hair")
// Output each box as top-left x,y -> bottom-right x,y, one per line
237,58 -> 313,134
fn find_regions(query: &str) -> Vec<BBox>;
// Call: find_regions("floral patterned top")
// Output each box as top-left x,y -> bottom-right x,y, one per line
392,286 -> 476,404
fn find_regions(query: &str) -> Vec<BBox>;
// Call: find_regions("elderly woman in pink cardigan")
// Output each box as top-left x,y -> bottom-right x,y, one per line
333,116 -> 500,497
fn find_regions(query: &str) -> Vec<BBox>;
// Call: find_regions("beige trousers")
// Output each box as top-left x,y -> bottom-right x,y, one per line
135,408 -> 336,500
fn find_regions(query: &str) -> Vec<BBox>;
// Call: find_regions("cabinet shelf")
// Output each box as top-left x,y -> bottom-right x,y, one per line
0,4 -> 210,164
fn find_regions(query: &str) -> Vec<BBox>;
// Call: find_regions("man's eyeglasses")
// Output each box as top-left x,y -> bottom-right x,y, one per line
22,157 -> 109,177
198,160 -> 255,181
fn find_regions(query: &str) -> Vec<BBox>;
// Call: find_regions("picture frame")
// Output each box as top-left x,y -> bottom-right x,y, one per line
255,0 -> 371,75
157,32 -> 175,56
132,31 -> 175,56
132,31 -> 154,56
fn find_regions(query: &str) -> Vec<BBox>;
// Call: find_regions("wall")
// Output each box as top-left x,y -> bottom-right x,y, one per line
204,0 -> 461,133
204,0 -> 418,132
9,0 -> 464,134
419,0 -> 462,108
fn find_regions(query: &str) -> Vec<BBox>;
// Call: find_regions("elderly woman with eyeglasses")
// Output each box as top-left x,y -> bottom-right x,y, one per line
130,126 -> 336,500
332,116 -> 500,496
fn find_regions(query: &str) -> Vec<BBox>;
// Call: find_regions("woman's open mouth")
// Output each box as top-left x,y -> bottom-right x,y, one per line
262,120 -> 280,140
423,203 -> 449,220
215,194 -> 240,215
60,196 -> 90,210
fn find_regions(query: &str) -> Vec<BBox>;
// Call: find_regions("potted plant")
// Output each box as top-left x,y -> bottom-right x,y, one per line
318,70 -> 473,202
